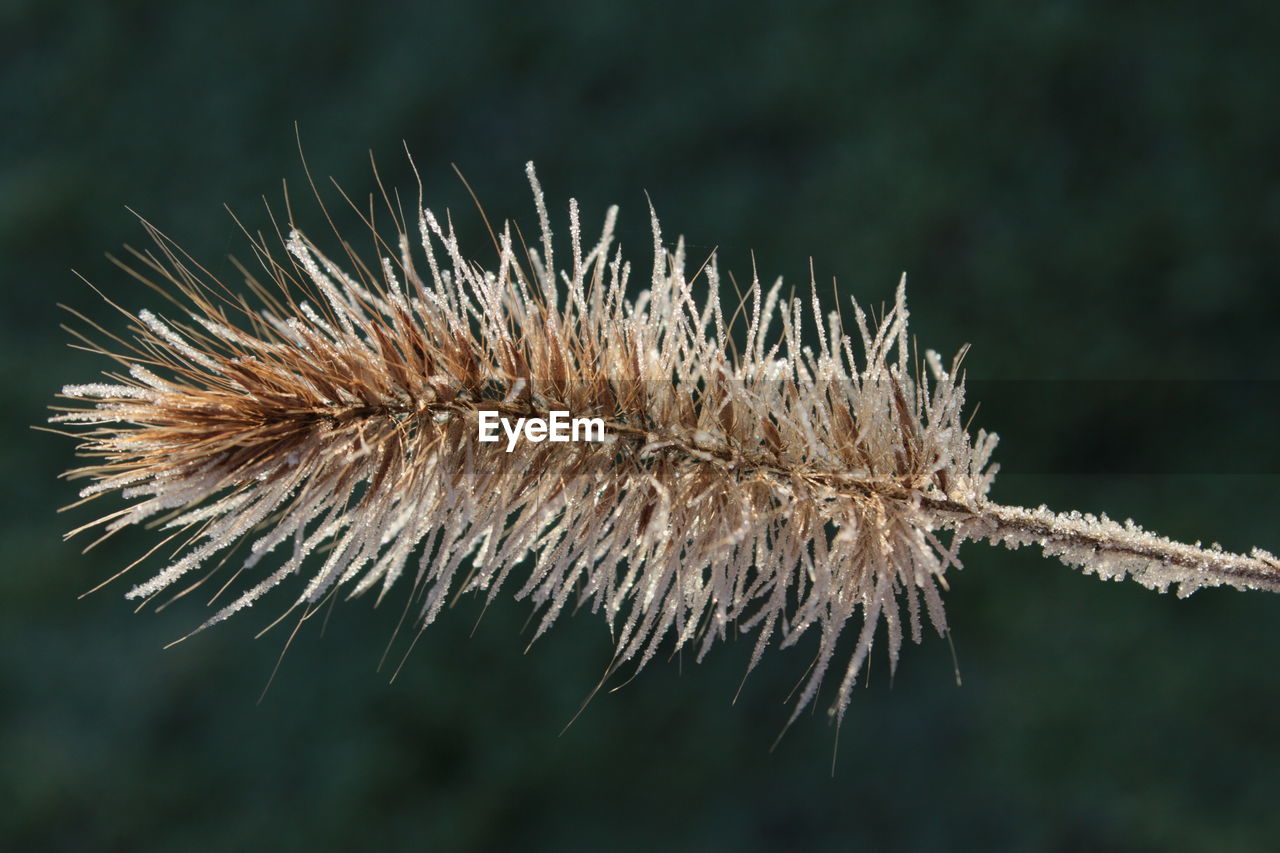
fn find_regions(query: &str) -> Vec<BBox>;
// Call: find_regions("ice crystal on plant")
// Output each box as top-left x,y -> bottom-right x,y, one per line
52,161 -> 1280,725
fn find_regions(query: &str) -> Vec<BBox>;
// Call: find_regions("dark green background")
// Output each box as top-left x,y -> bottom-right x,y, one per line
5,1 -> 1280,850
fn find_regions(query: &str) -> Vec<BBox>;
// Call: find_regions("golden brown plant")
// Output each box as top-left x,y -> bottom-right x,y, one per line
52,161 -> 1280,725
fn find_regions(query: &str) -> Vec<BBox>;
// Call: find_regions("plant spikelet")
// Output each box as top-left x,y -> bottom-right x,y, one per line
53,160 -> 1280,724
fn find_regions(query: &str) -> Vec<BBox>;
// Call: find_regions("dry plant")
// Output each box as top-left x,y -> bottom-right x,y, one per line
51,158 -> 1280,726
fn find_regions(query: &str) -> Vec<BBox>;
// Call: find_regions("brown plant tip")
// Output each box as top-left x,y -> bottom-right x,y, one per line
52,160 -> 1280,725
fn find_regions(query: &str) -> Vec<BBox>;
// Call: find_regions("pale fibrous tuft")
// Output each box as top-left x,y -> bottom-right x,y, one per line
53,161 -> 1280,725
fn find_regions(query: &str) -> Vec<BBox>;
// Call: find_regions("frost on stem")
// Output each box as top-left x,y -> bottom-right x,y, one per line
53,160 -> 1280,725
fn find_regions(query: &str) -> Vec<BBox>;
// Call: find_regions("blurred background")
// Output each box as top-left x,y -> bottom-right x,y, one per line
4,1 -> 1280,849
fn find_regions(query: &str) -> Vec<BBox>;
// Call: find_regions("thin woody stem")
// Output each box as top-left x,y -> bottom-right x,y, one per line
922,496 -> 1280,594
